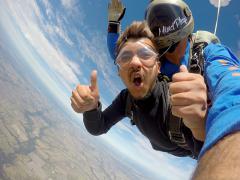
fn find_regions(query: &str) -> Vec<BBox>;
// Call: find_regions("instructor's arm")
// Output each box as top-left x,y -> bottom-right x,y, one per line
192,132 -> 240,179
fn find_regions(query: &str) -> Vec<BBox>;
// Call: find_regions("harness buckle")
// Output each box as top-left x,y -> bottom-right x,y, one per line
168,131 -> 186,145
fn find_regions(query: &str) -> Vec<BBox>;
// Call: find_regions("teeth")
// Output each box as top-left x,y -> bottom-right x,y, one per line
133,75 -> 141,82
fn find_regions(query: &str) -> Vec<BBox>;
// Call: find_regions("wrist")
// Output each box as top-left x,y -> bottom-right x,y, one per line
191,128 -> 205,141
108,21 -> 120,33
183,119 -> 206,141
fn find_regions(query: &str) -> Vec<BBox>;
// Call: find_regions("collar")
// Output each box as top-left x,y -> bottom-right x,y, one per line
132,80 -> 161,111
160,40 -> 191,79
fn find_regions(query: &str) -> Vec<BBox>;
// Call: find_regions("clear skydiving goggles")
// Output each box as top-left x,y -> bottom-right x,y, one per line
115,41 -> 159,69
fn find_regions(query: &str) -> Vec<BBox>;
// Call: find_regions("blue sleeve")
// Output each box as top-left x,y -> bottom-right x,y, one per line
198,43 -> 240,159
107,32 -> 119,60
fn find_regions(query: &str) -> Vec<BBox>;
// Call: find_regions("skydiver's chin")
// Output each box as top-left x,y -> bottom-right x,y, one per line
129,88 -> 149,100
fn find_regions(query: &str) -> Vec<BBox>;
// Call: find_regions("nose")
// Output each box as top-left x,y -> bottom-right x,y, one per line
129,55 -> 142,68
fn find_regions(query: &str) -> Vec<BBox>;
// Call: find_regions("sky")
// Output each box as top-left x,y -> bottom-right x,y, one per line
0,0 -> 239,179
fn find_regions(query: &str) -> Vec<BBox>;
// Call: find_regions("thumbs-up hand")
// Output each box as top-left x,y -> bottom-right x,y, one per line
71,70 -> 100,113
169,65 -> 207,140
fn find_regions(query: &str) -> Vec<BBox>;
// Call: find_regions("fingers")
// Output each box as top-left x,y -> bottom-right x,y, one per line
71,97 -> 82,113
169,81 -> 192,94
170,92 -> 206,106
70,96 -> 93,113
170,76 -> 206,94
70,83 -> 97,113
172,104 -> 205,120
76,85 -> 95,103
71,87 -> 86,108
110,0 -> 121,7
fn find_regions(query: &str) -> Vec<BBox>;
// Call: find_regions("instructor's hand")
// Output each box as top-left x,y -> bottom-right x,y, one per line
71,70 -> 100,113
108,0 -> 126,22
169,65 -> 207,140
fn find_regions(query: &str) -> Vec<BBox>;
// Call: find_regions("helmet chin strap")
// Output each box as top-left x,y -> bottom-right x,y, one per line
158,44 -> 172,59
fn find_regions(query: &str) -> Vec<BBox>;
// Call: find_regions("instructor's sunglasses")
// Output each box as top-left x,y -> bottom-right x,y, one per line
157,41 -> 180,60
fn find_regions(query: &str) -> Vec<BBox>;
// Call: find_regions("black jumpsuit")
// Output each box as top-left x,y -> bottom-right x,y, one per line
83,79 -> 203,158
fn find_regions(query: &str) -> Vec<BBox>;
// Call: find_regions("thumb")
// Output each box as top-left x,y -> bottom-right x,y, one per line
179,65 -> 188,73
90,70 -> 98,92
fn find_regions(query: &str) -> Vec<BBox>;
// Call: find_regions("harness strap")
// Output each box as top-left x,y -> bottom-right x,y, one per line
188,34 -> 205,74
167,35 -> 204,151
125,93 -> 135,125
168,112 -> 190,150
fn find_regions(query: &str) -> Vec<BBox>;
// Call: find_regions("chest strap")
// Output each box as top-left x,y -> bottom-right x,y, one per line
125,92 -> 135,125
168,113 -> 190,150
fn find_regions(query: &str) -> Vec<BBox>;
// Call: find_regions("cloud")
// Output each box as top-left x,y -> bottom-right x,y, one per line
4,1 -> 78,84
103,119 -> 196,180
102,125 -> 196,180
45,24 -> 74,46
5,0 -> 120,95
209,0 -> 231,7
61,0 -> 75,9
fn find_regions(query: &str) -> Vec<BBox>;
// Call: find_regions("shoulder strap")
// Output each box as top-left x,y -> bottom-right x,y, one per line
125,93 -> 135,125
189,30 -> 220,74
160,74 -> 190,150
156,73 -> 190,149
168,114 -> 190,150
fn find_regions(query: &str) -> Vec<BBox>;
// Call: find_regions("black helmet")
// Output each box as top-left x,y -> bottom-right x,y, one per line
145,0 -> 194,49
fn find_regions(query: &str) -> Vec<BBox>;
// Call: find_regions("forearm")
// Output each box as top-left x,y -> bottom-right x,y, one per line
199,44 -> 240,157
83,102 -> 106,135
107,30 -> 119,60
83,98 -> 125,135
192,132 -> 240,179
107,21 -> 120,60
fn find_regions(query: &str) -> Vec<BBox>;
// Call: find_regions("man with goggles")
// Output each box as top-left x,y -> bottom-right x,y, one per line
71,21 -> 205,159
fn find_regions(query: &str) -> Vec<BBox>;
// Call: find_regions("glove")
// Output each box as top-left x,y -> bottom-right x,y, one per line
108,0 -> 126,22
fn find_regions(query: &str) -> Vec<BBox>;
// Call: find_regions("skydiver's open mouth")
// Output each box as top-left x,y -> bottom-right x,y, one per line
133,76 -> 143,87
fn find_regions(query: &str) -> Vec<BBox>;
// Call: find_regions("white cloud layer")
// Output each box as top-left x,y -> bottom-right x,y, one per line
61,0 -> 75,9
209,0 -> 231,7
102,125 -> 196,180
